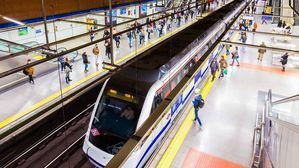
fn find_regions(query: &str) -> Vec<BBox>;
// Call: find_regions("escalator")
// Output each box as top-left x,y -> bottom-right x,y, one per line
0,39 -> 57,92
251,90 -> 299,168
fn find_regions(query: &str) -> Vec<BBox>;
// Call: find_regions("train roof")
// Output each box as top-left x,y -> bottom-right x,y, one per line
109,13 -> 225,96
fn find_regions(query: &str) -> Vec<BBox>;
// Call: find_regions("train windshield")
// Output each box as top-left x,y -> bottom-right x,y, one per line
89,88 -> 141,155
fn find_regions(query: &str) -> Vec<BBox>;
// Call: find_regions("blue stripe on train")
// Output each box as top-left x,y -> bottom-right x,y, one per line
136,119 -> 172,168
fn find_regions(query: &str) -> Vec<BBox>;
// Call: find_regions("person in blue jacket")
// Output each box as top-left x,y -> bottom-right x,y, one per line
193,89 -> 203,127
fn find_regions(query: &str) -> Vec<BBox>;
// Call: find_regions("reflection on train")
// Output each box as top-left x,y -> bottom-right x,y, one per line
83,1 -> 245,167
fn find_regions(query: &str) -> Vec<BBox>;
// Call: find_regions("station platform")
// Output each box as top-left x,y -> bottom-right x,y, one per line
0,2 -> 222,130
153,3 -> 299,167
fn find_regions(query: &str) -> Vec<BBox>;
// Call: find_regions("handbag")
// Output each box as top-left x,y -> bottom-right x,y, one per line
223,68 -> 228,75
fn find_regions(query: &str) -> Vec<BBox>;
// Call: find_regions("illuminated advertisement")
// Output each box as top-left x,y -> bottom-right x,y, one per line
106,9 -> 117,25
140,5 -> 147,17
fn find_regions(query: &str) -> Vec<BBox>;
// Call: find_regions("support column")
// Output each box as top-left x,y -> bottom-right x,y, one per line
41,0 -> 50,47
281,0 -> 294,25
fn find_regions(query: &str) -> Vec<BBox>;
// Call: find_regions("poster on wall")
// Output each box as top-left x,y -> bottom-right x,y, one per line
18,27 -> 28,36
106,9 -> 117,25
120,8 -> 126,15
140,5 -> 147,17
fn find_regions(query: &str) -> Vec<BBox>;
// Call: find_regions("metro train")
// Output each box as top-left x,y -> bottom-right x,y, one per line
83,1 -> 246,167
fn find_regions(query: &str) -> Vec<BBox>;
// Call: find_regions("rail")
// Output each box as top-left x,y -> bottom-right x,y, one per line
251,90 -> 299,167
2,104 -> 94,168
44,134 -> 86,168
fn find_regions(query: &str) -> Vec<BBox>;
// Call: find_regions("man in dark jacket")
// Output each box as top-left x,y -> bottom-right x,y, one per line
82,52 -> 89,73
281,53 -> 288,71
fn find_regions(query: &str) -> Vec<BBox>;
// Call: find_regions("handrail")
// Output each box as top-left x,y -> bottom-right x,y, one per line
272,94 -> 299,105
252,90 -> 299,167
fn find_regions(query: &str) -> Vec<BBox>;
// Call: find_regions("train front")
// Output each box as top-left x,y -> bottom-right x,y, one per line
83,83 -> 142,167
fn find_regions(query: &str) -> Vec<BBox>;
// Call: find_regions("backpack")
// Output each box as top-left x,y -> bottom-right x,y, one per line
198,98 -> 205,108
23,69 -> 29,75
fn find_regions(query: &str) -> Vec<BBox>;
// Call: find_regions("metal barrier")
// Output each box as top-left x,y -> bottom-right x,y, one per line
251,90 -> 299,168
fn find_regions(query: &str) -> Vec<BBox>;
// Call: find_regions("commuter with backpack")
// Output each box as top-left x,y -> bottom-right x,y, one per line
193,89 -> 205,127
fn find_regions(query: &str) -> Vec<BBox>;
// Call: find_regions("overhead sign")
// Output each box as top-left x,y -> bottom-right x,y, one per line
18,27 -> 28,36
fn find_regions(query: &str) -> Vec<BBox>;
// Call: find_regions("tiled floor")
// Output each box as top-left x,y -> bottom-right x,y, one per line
171,4 -> 299,167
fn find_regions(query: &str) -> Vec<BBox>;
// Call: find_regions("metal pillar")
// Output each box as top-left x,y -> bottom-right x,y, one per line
109,0 -> 115,65
41,0 -> 50,47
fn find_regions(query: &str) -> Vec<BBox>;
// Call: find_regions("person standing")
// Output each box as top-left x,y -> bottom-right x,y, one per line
231,46 -> 240,66
252,21 -> 257,32
139,28 -> 145,45
82,52 -> 89,73
193,89 -> 203,127
225,43 -> 232,56
103,30 -> 110,38
257,42 -> 266,62
280,52 -> 288,71
90,29 -> 95,42
147,26 -> 152,40
210,59 -> 219,81
219,55 -> 228,78
57,56 -> 65,72
127,30 -> 133,48
65,57 -> 72,84
114,35 -> 121,48
92,44 -> 100,68
104,40 -> 111,59
25,59 -> 35,84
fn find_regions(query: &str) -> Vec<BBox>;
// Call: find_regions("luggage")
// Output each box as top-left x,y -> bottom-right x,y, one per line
223,68 -> 228,75
23,69 -> 29,75
198,98 -> 205,108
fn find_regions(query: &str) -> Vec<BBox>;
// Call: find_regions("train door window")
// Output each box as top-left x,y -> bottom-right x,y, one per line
161,83 -> 171,99
182,64 -> 189,76
152,93 -> 163,113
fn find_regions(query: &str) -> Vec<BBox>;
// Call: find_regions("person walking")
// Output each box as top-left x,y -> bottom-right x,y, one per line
280,52 -> 288,71
64,57 -> 72,84
104,40 -> 111,59
219,55 -> 228,78
25,59 -> 35,84
257,42 -> 266,62
210,59 -> 219,81
193,89 -> 204,127
92,44 -> 100,68
82,52 -> 89,73
231,46 -> 240,66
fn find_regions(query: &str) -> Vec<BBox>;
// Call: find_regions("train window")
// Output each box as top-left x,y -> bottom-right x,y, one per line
152,93 -> 163,113
89,88 -> 142,155
182,64 -> 189,76
161,83 -> 171,99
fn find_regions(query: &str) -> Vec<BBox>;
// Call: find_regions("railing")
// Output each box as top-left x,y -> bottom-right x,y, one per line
251,90 -> 299,168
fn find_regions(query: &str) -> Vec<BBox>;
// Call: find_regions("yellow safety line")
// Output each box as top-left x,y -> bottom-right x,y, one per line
157,74 -> 218,168
0,18 -> 198,129
157,32 -> 239,168
33,55 -> 44,60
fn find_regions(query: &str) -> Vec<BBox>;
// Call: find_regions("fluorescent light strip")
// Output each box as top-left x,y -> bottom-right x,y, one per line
2,16 -> 25,26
